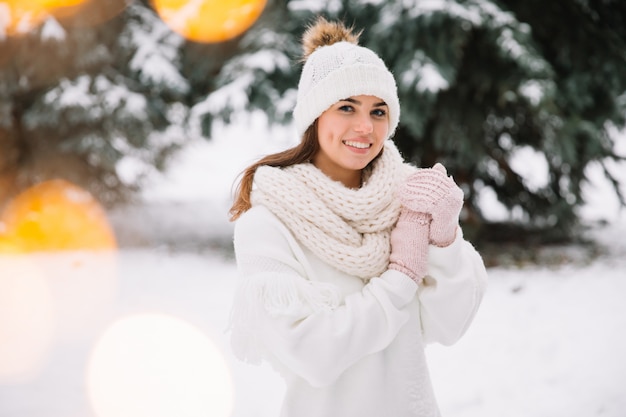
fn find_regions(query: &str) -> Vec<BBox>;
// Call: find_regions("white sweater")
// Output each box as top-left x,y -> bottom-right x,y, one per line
231,205 -> 488,417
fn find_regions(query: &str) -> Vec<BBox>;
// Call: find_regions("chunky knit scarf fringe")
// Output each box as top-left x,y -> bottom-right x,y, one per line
251,140 -> 415,280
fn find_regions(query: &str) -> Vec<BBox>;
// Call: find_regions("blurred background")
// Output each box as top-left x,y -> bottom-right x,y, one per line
1,0 -> 625,252
1,1 -> 625,416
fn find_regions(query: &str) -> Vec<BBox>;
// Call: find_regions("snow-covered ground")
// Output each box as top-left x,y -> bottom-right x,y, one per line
1,119 -> 626,417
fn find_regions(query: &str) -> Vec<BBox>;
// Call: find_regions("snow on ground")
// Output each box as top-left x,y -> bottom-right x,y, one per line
2,120 -> 626,416
428,222 -> 626,417
1,215 -> 625,417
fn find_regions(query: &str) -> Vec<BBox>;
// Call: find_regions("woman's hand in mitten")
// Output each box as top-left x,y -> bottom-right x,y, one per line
399,163 -> 464,247
388,210 -> 430,283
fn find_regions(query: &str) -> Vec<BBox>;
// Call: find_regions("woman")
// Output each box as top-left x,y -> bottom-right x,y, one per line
229,17 -> 488,417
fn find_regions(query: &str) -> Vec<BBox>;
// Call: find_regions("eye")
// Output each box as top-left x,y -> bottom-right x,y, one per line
371,108 -> 387,118
338,105 -> 354,113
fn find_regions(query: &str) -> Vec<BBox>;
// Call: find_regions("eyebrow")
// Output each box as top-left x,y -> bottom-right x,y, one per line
341,98 -> 388,107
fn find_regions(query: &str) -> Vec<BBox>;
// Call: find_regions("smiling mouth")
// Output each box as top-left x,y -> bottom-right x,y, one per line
342,140 -> 372,149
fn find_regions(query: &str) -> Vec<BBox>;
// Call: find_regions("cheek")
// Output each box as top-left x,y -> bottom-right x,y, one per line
373,142 -> 385,157
317,122 -> 342,147
316,126 -> 332,149
375,121 -> 389,140
316,115 -> 334,143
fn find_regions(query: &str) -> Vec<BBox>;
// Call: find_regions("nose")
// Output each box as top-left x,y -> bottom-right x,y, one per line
354,114 -> 373,134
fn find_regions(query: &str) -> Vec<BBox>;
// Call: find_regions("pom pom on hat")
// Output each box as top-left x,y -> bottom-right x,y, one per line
293,18 -> 400,139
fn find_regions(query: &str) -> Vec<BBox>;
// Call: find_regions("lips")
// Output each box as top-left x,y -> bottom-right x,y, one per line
342,140 -> 372,149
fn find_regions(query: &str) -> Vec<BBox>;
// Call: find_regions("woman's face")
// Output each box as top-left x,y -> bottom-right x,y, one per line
313,95 -> 389,187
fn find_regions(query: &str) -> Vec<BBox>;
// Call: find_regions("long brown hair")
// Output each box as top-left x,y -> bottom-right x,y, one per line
229,122 -> 319,221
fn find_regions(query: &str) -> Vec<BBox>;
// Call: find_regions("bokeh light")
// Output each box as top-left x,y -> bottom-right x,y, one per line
87,313 -> 235,417
0,255 -> 56,383
0,0 -> 87,34
0,179 -> 117,253
152,0 -> 267,43
55,0 -> 129,29
0,235 -> 21,254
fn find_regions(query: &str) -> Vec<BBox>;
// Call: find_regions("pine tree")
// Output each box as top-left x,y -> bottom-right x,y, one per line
2,0 -> 624,246
205,0 -> 626,244
187,0 -> 300,137
0,0 -> 190,205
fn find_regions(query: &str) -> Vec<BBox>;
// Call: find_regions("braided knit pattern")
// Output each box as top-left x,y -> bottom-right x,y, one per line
399,163 -> 464,247
251,141 -> 415,280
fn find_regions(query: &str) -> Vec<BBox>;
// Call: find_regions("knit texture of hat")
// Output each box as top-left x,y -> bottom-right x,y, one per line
293,41 -> 400,139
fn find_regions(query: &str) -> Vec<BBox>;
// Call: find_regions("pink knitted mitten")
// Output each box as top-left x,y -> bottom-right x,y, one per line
389,210 -> 430,283
399,163 -> 464,247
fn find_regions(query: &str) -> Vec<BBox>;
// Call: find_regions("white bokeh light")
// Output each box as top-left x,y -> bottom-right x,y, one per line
86,313 -> 234,417
0,255 -> 56,383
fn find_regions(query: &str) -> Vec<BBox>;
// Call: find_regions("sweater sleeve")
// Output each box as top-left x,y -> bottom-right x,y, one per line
230,206 -> 418,387
418,227 -> 488,345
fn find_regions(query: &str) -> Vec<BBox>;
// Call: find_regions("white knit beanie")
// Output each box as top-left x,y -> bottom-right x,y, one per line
293,41 -> 400,139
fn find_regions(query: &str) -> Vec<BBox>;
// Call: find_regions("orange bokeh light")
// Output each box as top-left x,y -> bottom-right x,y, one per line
152,0 -> 267,43
0,236 -> 21,254
0,179 -> 117,253
0,0 -> 87,34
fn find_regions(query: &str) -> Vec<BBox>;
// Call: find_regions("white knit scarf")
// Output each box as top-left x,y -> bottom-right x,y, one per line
251,141 -> 415,280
